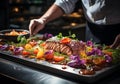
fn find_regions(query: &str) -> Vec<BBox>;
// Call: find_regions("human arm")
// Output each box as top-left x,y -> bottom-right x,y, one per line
29,4 -> 64,35
29,0 -> 78,35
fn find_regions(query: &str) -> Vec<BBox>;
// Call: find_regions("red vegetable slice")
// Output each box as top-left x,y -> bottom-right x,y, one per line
53,56 -> 64,62
60,37 -> 71,44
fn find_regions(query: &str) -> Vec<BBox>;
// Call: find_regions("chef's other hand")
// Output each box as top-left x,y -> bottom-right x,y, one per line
110,34 -> 120,49
29,18 -> 46,36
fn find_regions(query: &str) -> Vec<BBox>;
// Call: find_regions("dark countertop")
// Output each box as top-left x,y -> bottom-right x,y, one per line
0,58 -> 120,84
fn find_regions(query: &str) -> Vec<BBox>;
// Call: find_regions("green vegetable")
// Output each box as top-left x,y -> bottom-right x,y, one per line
17,35 -> 27,44
57,31 -> 76,40
111,48 -> 120,64
57,32 -> 63,39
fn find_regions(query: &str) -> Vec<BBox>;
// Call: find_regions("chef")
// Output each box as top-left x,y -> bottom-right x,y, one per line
29,0 -> 120,48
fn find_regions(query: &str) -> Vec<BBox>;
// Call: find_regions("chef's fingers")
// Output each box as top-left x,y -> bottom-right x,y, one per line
29,19 -> 36,35
32,22 -> 45,35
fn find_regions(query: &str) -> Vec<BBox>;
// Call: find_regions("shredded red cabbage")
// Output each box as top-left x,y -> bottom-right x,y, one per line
68,55 -> 86,68
13,47 -> 23,55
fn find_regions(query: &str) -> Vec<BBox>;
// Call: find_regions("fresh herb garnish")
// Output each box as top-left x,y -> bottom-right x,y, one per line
57,32 -> 63,39
57,31 -> 76,40
17,35 -> 27,44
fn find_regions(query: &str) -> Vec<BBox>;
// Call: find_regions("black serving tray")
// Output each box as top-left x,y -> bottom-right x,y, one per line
0,51 -> 120,83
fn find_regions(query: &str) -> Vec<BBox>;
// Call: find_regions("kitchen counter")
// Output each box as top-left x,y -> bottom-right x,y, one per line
0,58 -> 120,84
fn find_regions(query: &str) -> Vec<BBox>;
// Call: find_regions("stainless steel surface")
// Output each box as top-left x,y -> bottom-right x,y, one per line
1,50 -> 120,83
0,58 -> 78,84
0,58 -> 120,84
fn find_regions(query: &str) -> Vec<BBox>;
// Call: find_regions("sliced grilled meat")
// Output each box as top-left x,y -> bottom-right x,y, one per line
68,40 -> 86,55
44,41 -> 72,56
44,40 -> 86,56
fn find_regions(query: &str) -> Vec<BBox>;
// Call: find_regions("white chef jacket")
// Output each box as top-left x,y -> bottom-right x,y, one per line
55,0 -> 120,25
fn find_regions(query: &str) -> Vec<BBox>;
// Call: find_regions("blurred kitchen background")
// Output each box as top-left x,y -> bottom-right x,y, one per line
0,0 -> 86,41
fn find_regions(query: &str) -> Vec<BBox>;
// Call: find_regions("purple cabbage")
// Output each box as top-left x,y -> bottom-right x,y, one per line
13,47 -> 24,55
105,55 -> 112,63
43,33 -> 53,40
86,40 -> 94,47
0,44 -> 9,51
68,55 -> 86,68
87,48 -> 103,56
95,48 -> 103,56
44,50 -> 53,55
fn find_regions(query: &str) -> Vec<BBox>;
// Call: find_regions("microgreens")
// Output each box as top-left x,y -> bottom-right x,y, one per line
57,31 -> 76,39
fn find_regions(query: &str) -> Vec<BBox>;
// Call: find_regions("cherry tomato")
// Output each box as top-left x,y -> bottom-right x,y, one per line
44,50 -> 54,60
33,48 -> 39,54
22,50 -> 30,56
53,56 -> 65,62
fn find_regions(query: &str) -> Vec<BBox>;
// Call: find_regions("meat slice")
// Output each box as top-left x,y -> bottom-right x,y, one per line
44,41 -> 72,56
44,40 -> 86,56
68,40 -> 86,55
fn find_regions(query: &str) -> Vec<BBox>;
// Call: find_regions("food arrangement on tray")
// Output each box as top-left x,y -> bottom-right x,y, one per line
0,30 -> 120,76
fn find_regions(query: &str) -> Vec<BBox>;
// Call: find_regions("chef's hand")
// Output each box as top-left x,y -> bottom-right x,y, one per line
110,34 -> 120,49
29,18 -> 46,36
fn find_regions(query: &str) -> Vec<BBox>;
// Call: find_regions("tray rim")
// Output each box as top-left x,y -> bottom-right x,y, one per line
0,51 -> 120,83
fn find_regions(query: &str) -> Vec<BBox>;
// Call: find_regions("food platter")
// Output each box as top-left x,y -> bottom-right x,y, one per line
0,50 -> 120,83
0,32 -> 120,83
